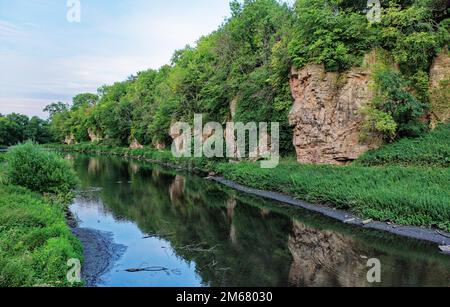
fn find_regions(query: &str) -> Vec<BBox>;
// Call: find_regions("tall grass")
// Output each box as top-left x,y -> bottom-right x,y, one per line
0,185 -> 83,287
357,124 -> 450,167
216,161 -> 450,231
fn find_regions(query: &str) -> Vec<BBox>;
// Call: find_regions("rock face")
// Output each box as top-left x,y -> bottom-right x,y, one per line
88,128 -> 102,142
129,138 -> 144,149
288,60 -> 382,165
153,141 -> 166,150
64,133 -> 76,145
429,46 -> 450,128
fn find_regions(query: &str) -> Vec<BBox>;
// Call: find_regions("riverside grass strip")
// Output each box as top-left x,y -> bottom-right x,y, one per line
0,184 -> 83,287
0,144 -> 83,287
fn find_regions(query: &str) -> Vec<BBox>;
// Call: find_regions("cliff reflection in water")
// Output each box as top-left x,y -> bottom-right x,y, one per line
72,155 -> 450,287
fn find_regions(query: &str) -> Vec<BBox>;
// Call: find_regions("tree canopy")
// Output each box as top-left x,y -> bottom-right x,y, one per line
45,0 -> 449,150
0,113 -> 51,146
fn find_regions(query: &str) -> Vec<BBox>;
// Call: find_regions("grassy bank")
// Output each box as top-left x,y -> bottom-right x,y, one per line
216,162 -> 450,231
356,124 -> 450,168
0,143 -> 82,287
47,141 -> 450,232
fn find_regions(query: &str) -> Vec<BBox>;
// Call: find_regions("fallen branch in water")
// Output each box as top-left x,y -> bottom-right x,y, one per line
125,266 -> 182,276
126,266 -> 169,273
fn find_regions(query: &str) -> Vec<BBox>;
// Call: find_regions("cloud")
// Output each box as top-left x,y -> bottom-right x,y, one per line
0,20 -> 21,39
0,97 -> 55,118
0,0 -> 231,117
0,53 -> 154,100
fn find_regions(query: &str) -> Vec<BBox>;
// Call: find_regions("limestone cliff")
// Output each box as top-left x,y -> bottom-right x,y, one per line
64,133 -> 77,145
288,54 -> 382,165
88,128 -> 102,142
429,46 -> 450,128
129,138 -> 144,149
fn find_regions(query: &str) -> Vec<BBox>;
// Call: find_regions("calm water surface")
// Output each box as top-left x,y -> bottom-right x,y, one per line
69,154 -> 450,287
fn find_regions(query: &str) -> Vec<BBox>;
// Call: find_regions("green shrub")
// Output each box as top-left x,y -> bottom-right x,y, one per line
288,0 -> 376,71
366,67 -> 428,139
5,142 -> 78,196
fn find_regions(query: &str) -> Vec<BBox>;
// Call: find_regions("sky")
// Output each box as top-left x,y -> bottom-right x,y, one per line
0,0 -> 232,118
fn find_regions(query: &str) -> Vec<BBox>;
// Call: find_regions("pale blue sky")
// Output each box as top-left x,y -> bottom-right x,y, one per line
0,0 -> 232,118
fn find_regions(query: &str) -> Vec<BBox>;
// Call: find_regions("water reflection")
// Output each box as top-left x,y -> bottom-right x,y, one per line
288,221 -> 368,287
71,155 -> 450,287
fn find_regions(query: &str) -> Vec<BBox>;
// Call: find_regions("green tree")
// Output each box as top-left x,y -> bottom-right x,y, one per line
43,102 -> 69,119
71,93 -> 99,110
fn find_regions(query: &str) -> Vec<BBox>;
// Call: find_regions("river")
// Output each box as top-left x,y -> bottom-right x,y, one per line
68,154 -> 450,287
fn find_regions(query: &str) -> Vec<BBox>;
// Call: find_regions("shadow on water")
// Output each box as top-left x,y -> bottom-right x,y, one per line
68,154 -> 450,287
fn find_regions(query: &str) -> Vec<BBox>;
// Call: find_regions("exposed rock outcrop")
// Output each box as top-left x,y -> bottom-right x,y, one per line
289,54 -> 382,165
64,133 -> 76,145
153,141 -> 166,150
88,128 -> 102,142
170,126 -> 187,154
129,138 -> 144,150
429,46 -> 450,128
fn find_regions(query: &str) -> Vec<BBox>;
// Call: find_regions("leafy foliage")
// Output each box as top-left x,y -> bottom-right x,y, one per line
370,67 -> 428,138
288,0 -> 377,71
0,113 -> 51,146
46,0 -> 449,153
5,142 -> 78,196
